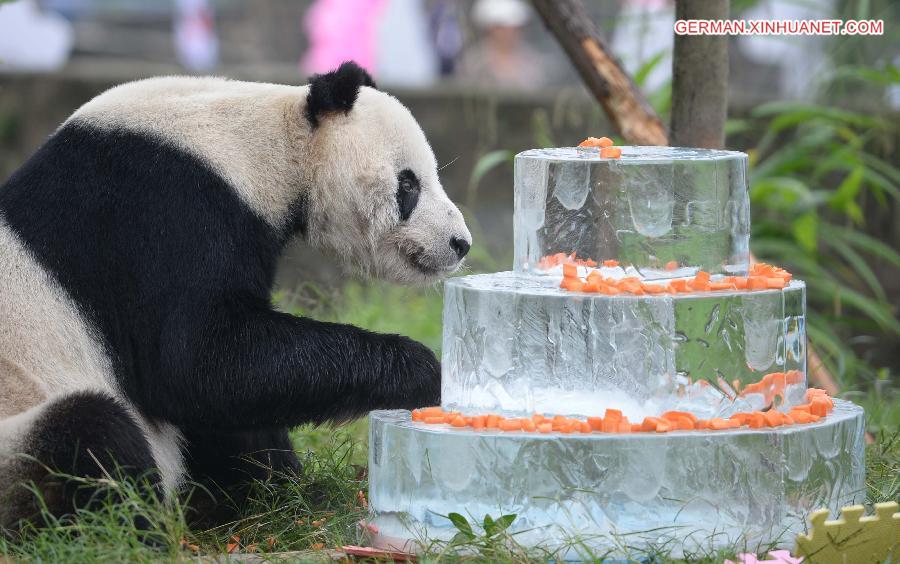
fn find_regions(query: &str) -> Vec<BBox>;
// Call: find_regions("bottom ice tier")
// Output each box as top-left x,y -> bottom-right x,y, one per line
367,400 -> 865,558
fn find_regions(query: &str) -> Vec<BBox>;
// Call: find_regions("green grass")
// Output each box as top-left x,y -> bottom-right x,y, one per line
2,281 -> 897,562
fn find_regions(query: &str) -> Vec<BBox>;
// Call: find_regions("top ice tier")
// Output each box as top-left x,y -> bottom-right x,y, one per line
514,146 -> 750,279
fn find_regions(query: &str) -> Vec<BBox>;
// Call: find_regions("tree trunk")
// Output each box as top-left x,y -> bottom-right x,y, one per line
530,0 -> 668,145
670,0 -> 729,148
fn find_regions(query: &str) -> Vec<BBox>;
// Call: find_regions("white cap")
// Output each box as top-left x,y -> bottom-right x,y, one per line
472,0 -> 530,28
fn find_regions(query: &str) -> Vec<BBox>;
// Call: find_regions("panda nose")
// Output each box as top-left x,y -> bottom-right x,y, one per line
450,237 -> 470,260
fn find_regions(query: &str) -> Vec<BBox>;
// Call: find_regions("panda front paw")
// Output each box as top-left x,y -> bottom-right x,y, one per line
386,335 -> 441,409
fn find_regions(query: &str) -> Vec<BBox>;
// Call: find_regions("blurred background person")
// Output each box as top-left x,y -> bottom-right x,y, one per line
173,0 -> 218,71
374,0 -> 438,87
456,0 -> 552,91
0,0 -> 73,71
301,0 -> 385,76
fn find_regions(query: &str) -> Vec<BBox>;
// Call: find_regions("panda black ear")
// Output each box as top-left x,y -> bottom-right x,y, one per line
305,61 -> 377,128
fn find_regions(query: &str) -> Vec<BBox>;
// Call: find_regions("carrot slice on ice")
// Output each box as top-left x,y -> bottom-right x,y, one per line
600,146 -> 622,158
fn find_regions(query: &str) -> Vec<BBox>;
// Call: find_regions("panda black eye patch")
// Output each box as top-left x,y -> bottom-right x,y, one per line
396,169 -> 421,221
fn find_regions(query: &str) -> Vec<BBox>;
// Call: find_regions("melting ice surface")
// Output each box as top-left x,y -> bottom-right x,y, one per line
368,401 -> 866,558
513,146 -> 751,279
441,272 -> 807,420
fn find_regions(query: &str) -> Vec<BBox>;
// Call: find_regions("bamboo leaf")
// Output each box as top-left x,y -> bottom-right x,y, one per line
834,227 -> 900,268
791,212 -> 819,253
820,230 -> 889,303
829,167 -> 865,218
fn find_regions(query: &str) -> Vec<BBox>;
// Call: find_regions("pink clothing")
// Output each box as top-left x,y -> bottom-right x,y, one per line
301,0 -> 386,75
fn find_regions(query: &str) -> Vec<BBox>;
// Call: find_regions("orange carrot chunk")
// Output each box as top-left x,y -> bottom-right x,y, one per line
562,263 -> 579,279
498,419 -> 522,431
600,146 -> 622,159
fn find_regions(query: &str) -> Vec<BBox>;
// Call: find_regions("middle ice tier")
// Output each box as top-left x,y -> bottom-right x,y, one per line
514,146 -> 750,279
442,272 -> 807,420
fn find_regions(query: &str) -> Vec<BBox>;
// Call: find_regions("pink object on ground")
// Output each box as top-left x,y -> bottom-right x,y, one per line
301,0 -> 386,75
725,549 -> 804,564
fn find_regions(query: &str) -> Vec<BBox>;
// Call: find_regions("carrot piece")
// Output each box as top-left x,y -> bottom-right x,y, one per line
655,421 -> 671,433
695,419 -> 709,430
532,413 -> 545,423
732,277 -> 749,289
597,136 -> 614,148
450,416 -> 467,428
578,137 -> 601,148
810,397 -> 830,417
471,416 -> 485,429
730,413 -> 752,424
709,282 -> 734,291
664,260 -> 679,271
582,279 -> 602,293
560,278 -> 585,292
603,259 -> 619,268
782,413 -> 796,425
766,277 -> 786,289
694,271 -> 711,286
485,414 -> 501,428
617,419 -> 633,433
601,418 -> 618,433
631,423 -> 644,432
587,416 -> 604,431
600,285 -> 621,295
641,417 -> 662,432
676,416 -> 695,430
661,410 -> 698,424
538,422 -> 553,433
604,408 -> 623,421
600,146 -> 622,159
748,412 -> 767,428
424,416 -> 445,424
411,410 -> 424,422
790,411 -> 813,424
709,418 -> 732,430
748,276 -> 768,290
562,263 -> 578,279
579,421 -> 593,434
642,283 -> 667,294
522,418 -> 537,432
558,422 -> 574,434
498,419 -> 522,431
763,411 -> 784,427
670,279 -> 690,292
419,406 -> 444,416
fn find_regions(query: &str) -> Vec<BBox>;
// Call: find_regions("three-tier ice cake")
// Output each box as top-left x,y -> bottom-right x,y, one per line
367,146 -> 865,557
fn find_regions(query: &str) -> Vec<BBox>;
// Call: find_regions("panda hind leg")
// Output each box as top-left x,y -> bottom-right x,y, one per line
182,427 -> 300,527
0,391 -> 159,529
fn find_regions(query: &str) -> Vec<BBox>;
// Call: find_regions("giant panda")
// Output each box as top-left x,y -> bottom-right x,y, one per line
0,61 -> 471,526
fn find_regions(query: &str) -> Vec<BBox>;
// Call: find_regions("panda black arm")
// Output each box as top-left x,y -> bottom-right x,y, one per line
149,294 -> 440,430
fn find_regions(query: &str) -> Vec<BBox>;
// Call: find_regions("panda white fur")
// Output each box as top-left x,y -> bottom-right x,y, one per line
0,62 -> 471,526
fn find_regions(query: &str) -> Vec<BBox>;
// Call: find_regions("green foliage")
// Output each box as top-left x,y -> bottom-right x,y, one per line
746,88 -> 900,387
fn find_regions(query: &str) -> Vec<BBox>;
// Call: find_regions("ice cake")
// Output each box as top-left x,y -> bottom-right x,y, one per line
366,146 -> 865,557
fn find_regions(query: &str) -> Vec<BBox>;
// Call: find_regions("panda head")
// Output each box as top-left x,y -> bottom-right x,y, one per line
302,62 -> 471,284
